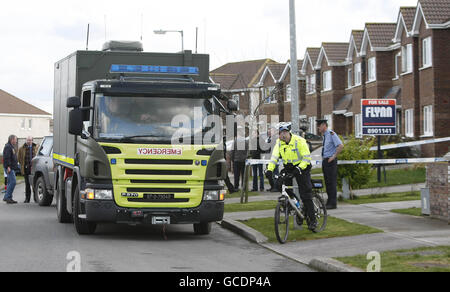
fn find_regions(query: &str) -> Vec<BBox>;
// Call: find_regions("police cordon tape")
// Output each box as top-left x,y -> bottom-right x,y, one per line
369,137 -> 450,151
245,157 -> 449,167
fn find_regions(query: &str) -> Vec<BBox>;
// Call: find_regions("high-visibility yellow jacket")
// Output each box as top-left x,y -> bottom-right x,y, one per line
268,134 -> 312,171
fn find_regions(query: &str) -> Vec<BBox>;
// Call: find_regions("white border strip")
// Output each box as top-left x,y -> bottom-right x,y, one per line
246,157 -> 448,166
369,137 -> 450,151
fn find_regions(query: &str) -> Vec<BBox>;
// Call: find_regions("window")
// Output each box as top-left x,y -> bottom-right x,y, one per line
308,116 -> 317,135
39,137 -> 53,157
232,94 -> 240,110
347,68 -> 353,88
367,57 -> 376,82
306,74 -> 316,94
402,44 -> 413,73
422,37 -> 432,68
263,86 -> 276,104
394,53 -> 401,79
405,109 -> 414,137
355,114 -> 362,138
28,119 -> 32,130
322,70 -> 332,91
423,105 -> 433,136
285,85 -> 292,102
324,114 -> 333,130
21,118 -> 25,130
354,63 -> 362,86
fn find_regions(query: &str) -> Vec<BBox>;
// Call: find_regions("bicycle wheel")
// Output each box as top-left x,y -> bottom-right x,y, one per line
311,194 -> 327,233
274,199 -> 290,244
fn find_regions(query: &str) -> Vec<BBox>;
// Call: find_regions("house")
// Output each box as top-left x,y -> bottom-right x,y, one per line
342,30 -> 364,136
315,42 -> 349,135
0,89 -> 52,149
393,0 -> 450,156
255,60 -> 305,124
300,48 -> 321,134
210,59 -> 277,116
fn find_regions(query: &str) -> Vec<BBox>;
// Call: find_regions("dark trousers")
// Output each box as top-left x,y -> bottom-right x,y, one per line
24,173 -> 32,201
322,159 -> 338,206
233,161 -> 245,189
285,165 -> 315,223
252,164 -> 264,191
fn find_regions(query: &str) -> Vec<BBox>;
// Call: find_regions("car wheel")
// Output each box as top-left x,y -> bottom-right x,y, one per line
35,176 -> 53,206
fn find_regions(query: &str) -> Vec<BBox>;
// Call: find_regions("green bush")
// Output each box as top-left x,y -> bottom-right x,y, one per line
337,135 -> 376,192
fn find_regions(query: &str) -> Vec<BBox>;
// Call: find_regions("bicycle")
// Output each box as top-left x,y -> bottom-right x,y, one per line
274,169 -> 328,244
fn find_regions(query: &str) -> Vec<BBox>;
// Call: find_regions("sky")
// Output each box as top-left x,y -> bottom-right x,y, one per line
0,0 -> 419,115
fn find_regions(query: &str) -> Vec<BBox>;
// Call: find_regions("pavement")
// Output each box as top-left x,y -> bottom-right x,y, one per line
220,195 -> 450,272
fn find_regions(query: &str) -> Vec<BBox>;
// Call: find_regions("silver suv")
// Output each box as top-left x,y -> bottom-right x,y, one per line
30,136 -> 54,206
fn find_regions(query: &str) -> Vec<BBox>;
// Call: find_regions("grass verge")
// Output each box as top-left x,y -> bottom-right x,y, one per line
335,246 -> 450,272
226,191 -> 261,199
225,200 -> 277,213
341,191 -> 420,205
240,216 -> 382,243
391,207 -> 423,217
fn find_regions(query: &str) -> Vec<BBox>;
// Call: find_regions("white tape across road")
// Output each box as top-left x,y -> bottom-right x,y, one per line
246,157 -> 448,167
369,137 -> 450,151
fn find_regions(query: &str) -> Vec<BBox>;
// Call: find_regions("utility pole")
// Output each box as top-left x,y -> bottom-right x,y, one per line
289,0 -> 300,134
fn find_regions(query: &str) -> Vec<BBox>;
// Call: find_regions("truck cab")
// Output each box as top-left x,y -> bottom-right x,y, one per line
53,42 -> 235,235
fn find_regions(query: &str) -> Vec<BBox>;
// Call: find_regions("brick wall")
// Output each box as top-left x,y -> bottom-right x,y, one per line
426,163 -> 449,223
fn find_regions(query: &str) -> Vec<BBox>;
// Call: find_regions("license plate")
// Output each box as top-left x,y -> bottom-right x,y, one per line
146,194 -> 174,201
152,216 -> 171,225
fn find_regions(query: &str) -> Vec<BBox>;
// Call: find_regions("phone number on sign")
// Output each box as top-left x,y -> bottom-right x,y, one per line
364,128 -> 396,135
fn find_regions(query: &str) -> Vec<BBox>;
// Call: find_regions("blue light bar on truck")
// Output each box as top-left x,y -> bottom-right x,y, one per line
110,64 -> 199,75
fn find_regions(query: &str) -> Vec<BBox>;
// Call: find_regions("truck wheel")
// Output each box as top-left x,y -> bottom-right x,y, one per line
73,184 -> 97,235
35,176 -> 53,207
56,175 -> 72,223
193,222 -> 212,235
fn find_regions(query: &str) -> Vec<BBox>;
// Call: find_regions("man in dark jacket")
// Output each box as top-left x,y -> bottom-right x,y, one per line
231,137 -> 248,191
250,132 -> 264,192
18,136 -> 37,203
3,135 -> 19,204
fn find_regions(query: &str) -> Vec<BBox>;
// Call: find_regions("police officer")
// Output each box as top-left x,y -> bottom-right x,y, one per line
317,119 -> 344,210
265,123 -> 317,231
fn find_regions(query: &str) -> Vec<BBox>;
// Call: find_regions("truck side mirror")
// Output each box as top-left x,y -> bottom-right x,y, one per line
227,100 -> 238,112
69,108 -> 83,136
67,96 -> 81,108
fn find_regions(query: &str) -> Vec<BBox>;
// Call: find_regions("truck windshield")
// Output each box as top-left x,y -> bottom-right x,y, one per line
94,95 -> 219,144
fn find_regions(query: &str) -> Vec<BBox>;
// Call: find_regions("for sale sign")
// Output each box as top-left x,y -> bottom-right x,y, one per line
361,99 -> 396,136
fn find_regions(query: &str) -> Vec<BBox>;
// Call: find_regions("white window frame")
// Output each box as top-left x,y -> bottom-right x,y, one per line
285,85 -> 292,102
422,37 -> 432,69
322,70 -> 332,92
324,114 -> 333,130
306,74 -> 316,94
347,68 -> 353,88
405,109 -> 414,137
394,52 -> 401,79
355,114 -> 362,138
367,57 -> 377,82
28,119 -> 32,130
21,118 -> 25,130
309,116 -> 317,135
232,94 -> 240,111
354,63 -> 362,86
423,105 -> 433,136
262,87 -> 275,104
402,44 -> 413,74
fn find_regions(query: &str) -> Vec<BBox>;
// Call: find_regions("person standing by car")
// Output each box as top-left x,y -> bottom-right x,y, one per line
317,119 -> 344,210
18,136 -> 37,203
250,131 -> 264,192
3,135 -> 19,204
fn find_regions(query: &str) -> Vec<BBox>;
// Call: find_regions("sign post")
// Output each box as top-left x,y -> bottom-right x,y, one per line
361,99 -> 397,182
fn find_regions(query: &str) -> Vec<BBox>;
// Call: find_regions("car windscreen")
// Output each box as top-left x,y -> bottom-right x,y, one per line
94,95 -> 220,144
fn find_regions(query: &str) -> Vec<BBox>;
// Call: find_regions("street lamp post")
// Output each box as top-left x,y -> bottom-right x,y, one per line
154,29 -> 184,52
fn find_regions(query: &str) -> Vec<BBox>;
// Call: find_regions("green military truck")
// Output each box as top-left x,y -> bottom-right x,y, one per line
53,41 -> 235,235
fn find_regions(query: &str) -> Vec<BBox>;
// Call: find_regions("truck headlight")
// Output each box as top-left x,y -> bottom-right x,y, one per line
83,189 -> 113,200
203,190 -> 226,201
95,189 -> 113,200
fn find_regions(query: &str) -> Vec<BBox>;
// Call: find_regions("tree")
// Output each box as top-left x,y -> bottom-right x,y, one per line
337,135 -> 376,198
